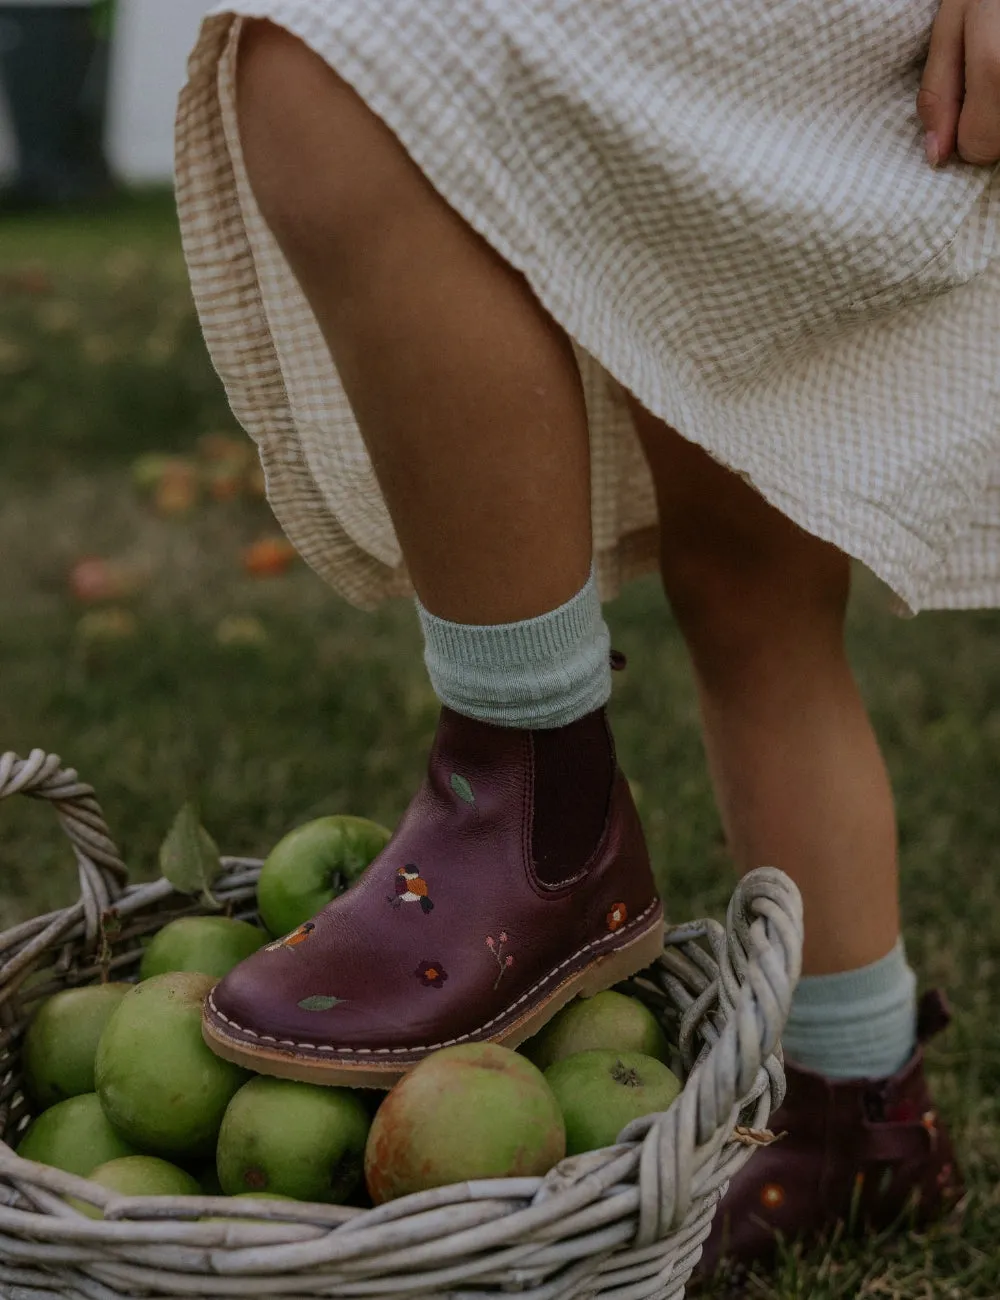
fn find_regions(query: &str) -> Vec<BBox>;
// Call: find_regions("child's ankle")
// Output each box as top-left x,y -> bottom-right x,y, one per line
782,938 -> 918,1080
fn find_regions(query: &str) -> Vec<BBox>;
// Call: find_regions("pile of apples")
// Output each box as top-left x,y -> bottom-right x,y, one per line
15,816 -> 682,1215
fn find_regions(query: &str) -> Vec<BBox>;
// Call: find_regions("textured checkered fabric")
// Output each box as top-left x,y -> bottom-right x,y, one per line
175,1 -> 1000,614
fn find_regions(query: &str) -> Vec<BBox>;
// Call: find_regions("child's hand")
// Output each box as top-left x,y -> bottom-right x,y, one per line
918,0 -> 1000,166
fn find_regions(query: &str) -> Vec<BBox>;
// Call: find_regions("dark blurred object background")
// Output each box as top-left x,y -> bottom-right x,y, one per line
0,0 -> 114,210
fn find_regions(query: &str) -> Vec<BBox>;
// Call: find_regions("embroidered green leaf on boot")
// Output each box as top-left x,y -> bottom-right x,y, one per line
297,995 -> 343,1012
450,773 -> 475,805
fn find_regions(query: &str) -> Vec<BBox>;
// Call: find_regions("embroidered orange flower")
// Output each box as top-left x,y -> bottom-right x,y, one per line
415,960 -> 448,988
606,903 -> 627,931
760,1182 -> 785,1210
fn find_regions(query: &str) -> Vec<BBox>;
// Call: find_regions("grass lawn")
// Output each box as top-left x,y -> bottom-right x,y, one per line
1,192 -> 998,1297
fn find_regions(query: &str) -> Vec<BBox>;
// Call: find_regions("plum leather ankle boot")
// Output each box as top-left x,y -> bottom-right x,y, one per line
696,988 -> 964,1281
203,702 -> 664,1087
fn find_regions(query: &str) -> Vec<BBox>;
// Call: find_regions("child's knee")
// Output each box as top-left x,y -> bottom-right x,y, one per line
236,20 -> 407,255
659,509 -> 850,679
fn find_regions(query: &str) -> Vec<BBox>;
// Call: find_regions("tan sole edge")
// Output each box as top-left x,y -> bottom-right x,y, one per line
202,915 -> 666,1090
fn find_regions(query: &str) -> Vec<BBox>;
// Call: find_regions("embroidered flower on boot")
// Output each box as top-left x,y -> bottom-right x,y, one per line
760,1182 -> 786,1210
486,931 -> 514,989
607,903 -> 628,932
415,960 -> 448,988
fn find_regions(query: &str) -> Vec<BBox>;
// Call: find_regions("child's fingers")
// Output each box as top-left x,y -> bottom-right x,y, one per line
917,0 -> 966,165
957,0 -> 1000,164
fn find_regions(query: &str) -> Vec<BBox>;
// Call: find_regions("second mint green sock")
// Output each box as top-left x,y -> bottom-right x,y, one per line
781,938 -> 918,1080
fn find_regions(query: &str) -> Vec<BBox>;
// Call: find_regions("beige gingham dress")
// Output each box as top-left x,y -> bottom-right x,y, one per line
175,1 -> 1000,615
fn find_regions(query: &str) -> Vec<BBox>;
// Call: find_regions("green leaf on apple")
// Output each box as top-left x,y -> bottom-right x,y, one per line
159,803 -> 223,908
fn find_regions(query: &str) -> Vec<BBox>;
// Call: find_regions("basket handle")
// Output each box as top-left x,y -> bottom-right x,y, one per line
0,750 -> 128,969
625,865 -> 804,1245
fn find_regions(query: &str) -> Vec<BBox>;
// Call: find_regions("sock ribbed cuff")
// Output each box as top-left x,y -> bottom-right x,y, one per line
782,937 -> 918,1081
416,566 -> 611,728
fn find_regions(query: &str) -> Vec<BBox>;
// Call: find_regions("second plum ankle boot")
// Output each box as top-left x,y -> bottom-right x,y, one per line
696,989 -> 964,1280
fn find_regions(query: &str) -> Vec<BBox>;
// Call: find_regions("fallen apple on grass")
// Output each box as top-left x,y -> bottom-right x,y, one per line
205,463 -> 246,502
75,608 -> 138,642
214,616 -> 268,648
69,557 -> 145,604
243,536 -> 298,577
197,432 -> 253,467
154,462 -> 200,516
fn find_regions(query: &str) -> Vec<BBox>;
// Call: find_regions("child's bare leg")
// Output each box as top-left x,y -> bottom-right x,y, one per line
237,20 -> 591,625
627,404 -> 963,1268
629,396 -> 899,976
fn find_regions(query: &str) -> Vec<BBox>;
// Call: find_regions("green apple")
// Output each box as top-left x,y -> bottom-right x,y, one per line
22,983 -> 131,1108
217,1076 -> 370,1203
73,1156 -> 200,1218
521,991 -> 670,1071
544,1049 -> 682,1155
95,972 -> 249,1159
16,1093 -> 138,1176
232,1191 -> 297,1200
364,1043 -> 566,1204
256,815 -> 392,938
139,916 -> 267,982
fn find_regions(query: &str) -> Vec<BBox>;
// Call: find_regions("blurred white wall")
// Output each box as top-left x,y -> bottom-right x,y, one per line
0,0 -> 214,182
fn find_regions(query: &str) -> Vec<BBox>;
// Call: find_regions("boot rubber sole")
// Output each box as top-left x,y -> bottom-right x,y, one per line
202,907 -> 665,1088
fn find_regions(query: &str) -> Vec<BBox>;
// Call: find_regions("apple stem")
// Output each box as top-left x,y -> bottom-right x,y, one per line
611,1060 -> 642,1088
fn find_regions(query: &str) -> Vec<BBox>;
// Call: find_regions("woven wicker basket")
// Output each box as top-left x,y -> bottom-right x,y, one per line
0,749 -> 803,1300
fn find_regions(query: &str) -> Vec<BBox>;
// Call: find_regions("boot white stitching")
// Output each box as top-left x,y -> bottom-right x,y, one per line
208,899 -> 661,1056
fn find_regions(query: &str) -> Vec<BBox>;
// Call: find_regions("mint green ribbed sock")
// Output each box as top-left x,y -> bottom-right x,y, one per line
415,565 -> 610,728
781,937 -> 918,1080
